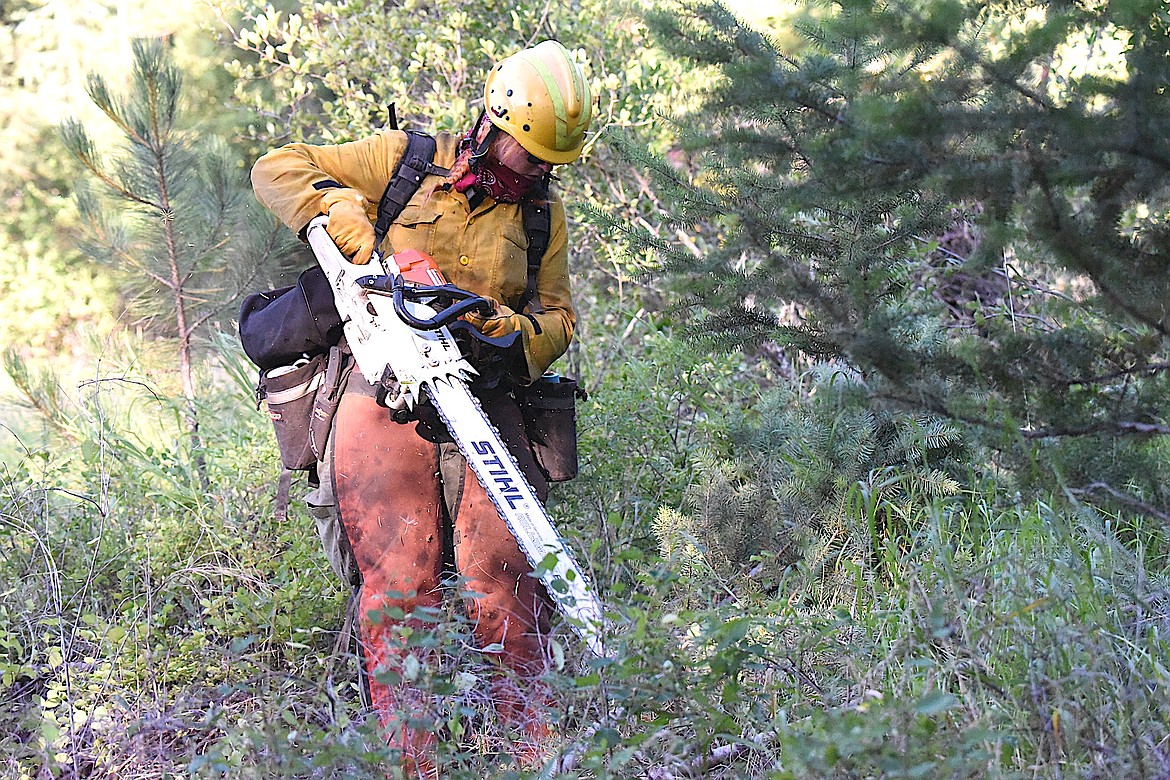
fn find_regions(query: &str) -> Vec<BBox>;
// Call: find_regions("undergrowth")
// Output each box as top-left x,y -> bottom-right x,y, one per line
1,335 -> 1167,779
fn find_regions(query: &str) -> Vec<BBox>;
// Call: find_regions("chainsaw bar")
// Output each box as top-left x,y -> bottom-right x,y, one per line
427,377 -> 605,657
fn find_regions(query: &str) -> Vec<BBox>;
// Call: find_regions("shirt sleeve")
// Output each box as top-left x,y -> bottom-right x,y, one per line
250,132 -> 409,236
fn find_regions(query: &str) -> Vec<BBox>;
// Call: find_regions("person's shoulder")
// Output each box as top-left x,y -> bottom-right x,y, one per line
371,128 -> 461,167
433,130 -> 461,166
343,129 -> 412,164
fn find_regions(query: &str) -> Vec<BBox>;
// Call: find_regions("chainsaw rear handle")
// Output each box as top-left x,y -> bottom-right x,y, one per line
356,274 -> 494,331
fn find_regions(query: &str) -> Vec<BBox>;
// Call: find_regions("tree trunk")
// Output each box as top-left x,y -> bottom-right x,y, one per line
160,166 -> 209,490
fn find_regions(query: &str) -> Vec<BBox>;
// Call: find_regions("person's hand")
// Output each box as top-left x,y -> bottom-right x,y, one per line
464,295 -> 519,338
320,188 -> 375,265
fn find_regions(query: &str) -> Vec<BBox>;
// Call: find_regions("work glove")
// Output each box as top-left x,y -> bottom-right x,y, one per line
464,295 -> 521,338
321,188 -> 376,265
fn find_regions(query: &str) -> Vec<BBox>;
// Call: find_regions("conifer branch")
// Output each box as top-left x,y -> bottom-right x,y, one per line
1029,154 -> 1169,338
85,74 -> 151,149
62,119 -> 163,211
86,221 -> 173,289
1022,421 -> 1170,439
1069,483 -> 1170,525
1061,362 -> 1170,387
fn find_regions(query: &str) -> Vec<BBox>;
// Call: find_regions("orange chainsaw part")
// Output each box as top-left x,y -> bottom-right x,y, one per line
393,249 -> 448,286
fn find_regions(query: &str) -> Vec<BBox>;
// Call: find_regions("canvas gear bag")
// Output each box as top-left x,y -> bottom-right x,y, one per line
238,266 -> 343,371
260,354 -> 326,471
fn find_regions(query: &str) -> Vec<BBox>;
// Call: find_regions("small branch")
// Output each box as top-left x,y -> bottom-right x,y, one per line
692,730 -> 775,773
78,376 -> 165,403
978,309 -> 1060,332
180,235 -> 234,286
111,247 -> 173,289
1022,421 -> 1170,439
1069,482 -> 1170,525
39,487 -> 106,515
523,0 -> 554,46
80,163 -> 163,211
1060,361 -> 1170,387
1030,157 -> 1169,339
87,222 -> 174,289
188,295 -> 245,334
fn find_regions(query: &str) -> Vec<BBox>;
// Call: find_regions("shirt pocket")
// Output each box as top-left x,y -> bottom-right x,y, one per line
495,222 -> 530,306
387,204 -> 442,256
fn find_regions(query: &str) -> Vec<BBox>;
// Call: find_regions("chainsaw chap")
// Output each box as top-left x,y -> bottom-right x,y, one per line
332,379 -> 554,764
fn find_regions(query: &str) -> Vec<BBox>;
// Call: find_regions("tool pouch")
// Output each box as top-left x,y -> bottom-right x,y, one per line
258,345 -> 349,471
517,374 -> 584,483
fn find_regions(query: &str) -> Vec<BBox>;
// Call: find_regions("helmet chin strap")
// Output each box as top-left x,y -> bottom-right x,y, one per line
467,111 -> 498,167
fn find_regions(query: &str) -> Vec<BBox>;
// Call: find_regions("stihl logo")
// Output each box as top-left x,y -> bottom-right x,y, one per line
471,440 -> 524,508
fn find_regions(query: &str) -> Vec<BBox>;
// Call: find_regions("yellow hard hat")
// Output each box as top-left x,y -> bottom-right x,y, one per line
484,40 -> 593,165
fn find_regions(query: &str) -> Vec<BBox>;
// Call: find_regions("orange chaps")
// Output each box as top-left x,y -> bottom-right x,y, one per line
332,378 -> 553,774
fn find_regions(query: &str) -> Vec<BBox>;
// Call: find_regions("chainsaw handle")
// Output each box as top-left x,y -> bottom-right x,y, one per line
392,278 -> 494,331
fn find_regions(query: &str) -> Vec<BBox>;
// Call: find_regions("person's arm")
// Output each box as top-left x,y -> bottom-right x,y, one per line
250,132 -> 411,236
466,198 -> 576,381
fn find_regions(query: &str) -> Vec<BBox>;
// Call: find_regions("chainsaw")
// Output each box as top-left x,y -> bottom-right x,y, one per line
305,216 -> 605,657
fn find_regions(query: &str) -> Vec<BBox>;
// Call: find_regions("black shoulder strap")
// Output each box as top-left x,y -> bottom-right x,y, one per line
519,200 -> 551,313
373,131 -> 447,250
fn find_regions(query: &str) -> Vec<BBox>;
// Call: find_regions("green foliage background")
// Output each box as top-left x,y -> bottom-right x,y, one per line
1,0 -> 1168,778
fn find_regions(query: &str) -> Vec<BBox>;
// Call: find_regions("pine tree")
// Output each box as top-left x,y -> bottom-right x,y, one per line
61,39 -> 288,459
615,0 -> 1170,518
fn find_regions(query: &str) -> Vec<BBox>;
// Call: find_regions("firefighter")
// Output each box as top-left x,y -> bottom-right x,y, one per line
250,40 -> 592,777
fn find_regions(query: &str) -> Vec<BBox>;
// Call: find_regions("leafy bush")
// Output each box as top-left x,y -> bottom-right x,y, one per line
3,333 -> 1168,779
552,323 -> 768,588
0,339 -> 344,779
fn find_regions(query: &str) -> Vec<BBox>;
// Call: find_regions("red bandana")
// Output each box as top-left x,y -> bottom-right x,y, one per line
454,145 -> 546,202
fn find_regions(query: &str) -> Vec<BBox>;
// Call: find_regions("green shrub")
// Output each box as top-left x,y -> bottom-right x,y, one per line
655,365 -> 967,608
0,340 -> 345,779
5,352 -> 1168,778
